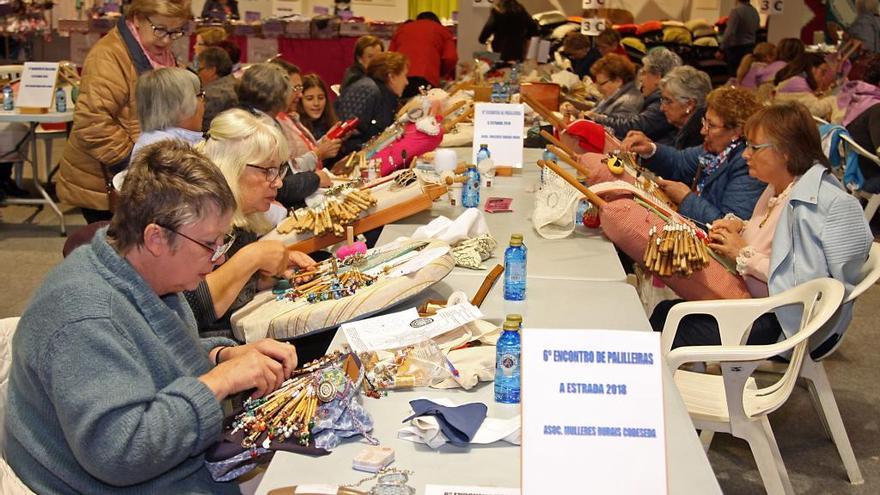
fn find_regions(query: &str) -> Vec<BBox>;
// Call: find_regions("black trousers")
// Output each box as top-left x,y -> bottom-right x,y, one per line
724,44 -> 755,77
650,298 -> 783,349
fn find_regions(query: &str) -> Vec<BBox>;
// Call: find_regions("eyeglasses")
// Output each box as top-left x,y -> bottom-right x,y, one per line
701,116 -> 727,131
595,78 -> 611,87
145,16 -> 187,40
291,84 -> 304,92
246,163 -> 288,183
159,224 -> 236,262
196,90 -> 206,99
745,141 -> 776,154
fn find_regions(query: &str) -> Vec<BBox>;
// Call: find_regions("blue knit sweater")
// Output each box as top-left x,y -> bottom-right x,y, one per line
5,229 -> 240,494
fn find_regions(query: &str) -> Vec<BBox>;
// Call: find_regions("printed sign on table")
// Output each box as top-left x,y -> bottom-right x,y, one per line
582,0 -> 606,8
522,328 -> 668,494
16,62 -> 59,109
473,0 -> 495,8
472,103 -> 524,168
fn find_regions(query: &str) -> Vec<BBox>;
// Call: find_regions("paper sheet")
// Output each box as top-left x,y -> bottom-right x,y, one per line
425,485 -> 520,495
342,303 -> 484,354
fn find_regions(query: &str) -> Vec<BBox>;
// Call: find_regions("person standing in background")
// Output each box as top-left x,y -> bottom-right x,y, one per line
560,32 -> 601,79
57,0 -> 191,224
848,0 -> 880,52
478,0 -> 538,63
340,35 -> 384,94
389,12 -> 457,98
719,0 -> 760,77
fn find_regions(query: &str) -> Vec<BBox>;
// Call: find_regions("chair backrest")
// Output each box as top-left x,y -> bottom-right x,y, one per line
665,278 -> 845,418
0,317 -> 21,456
0,65 -> 23,82
812,242 -> 880,360
840,132 -> 880,167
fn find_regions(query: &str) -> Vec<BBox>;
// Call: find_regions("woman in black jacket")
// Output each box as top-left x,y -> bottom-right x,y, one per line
335,52 -> 409,158
478,0 -> 538,62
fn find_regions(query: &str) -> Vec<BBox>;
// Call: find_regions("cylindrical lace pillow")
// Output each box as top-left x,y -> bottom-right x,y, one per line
578,152 -> 637,185
598,198 -> 750,300
374,118 -> 444,177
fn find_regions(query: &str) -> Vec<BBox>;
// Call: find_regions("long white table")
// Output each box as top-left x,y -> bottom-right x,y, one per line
0,109 -> 73,235
253,146 -> 719,494
256,281 -> 720,495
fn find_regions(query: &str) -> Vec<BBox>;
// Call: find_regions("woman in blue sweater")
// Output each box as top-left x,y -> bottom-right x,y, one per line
621,86 -> 767,225
5,141 -> 297,494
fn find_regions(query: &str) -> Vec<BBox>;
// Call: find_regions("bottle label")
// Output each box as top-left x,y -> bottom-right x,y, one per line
507,262 -> 525,283
500,352 -> 519,376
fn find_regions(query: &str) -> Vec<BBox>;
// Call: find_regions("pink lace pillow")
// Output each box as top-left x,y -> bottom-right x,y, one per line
599,198 -> 750,301
578,152 -> 636,185
374,118 -> 444,177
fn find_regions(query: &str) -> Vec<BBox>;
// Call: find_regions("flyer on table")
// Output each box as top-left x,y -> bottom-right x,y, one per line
472,103 -> 524,168
521,328 -> 668,494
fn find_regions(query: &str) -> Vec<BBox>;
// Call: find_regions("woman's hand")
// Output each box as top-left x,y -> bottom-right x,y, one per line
200,346 -> 288,400
710,218 -> 744,236
655,178 -> 691,204
243,240 -> 288,277
283,251 -> 316,281
315,169 -> 333,187
620,131 -> 655,157
221,339 -> 299,379
559,102 -> 580,124
316,138 -> 342,161
707,228 -> 748,260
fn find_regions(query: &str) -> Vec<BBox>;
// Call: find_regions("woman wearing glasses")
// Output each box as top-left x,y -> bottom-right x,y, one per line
6,140 -> 298,493
621,86 -> 766,225
186,109 -> 316,339
236,63 -> 332,209
58,0 -> 192,224
588,53 -> 643,119
651,102 -> 872,353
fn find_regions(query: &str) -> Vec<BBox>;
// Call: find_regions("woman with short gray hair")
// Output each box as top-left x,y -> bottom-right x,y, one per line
590,47 -> 683,144
131,67 -> 205,160
658,65 -> 713,148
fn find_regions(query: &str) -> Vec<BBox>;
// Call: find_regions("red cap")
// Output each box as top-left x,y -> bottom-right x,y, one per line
562,119 -> 606,154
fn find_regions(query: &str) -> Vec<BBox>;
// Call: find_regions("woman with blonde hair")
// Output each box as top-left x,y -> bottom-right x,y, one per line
736,42 -> 776,88
58,0 -> 192,223
186,108 -> 315,337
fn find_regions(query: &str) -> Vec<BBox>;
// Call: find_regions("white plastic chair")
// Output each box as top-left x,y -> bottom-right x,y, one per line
662,278 -> 846,495
757,242 -> 880,485
838,135 -> 880,222
0,316 -> 34,494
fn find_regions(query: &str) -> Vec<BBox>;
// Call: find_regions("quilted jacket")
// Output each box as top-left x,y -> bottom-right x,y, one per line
57,18 -> 158,211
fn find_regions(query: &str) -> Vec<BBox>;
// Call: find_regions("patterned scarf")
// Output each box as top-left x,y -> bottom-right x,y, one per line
126,19 -> 177,70
694,138 -> 742,196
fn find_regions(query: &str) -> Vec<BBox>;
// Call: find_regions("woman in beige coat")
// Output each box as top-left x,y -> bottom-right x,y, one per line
57,0 -> 191,223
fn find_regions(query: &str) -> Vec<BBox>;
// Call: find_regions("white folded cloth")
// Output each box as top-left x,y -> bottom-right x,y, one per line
398,397 -> 521,449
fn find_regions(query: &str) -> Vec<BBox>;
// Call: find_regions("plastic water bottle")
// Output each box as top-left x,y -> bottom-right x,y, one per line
461,165 -> 481,208
476,144 -> 491,164
507,313 -> 523,330
503,233 -> 526,300
575,199 -> 589,226
55,88 -> 67,113
495,319 -> 521,404
2,85 -> 13,111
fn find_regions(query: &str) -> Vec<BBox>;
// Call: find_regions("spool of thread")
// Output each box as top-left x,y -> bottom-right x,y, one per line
434,148 -> 458,173
337,242 -> 367,260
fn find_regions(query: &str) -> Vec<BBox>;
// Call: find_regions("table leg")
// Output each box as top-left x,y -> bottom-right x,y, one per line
3,123 -> 67,236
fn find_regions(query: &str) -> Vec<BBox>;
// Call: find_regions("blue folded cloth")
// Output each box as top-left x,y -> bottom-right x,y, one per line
402,399 -> 488,446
